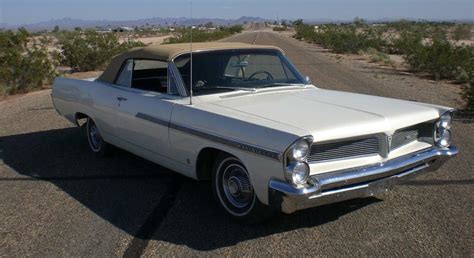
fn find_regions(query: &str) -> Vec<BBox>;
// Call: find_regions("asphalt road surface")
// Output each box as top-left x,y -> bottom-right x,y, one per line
0,31 -> 472,256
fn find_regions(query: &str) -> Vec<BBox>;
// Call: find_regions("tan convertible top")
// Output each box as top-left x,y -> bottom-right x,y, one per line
97,42 -> 285,84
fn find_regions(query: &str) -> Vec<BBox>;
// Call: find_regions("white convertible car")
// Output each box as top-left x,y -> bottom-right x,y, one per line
52,42 -> 458,221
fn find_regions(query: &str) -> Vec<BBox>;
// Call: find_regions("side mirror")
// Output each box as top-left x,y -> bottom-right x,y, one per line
305,75 -> 312,84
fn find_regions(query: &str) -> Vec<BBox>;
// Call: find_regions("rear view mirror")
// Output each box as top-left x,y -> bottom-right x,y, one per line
230,61 -> 249,68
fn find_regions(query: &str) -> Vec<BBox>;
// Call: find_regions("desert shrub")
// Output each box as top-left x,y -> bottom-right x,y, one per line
397,34 -> 473,82
392,31 -> 424,55
0,28 -> 57,95
294,23 -> 387,54
324,28 -> 385,54
463,68 -> 474,110
452,24 -> 472,41
273,26 -> 288,32
58,30 -> 144,71
294,24 -> 315,41
133,27 -> 171,38
297,21 -> 472,78
165,25 -> 243,44
293,20 -> 474,110
359,47 -> 393,65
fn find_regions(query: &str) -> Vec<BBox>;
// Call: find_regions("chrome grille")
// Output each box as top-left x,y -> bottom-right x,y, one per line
391,127 -> 419,150
308,137 -> 380,163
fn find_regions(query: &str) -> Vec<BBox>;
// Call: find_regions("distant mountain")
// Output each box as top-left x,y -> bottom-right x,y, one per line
1,16 -> 268,31
3,16 -> 471,31
303,17 -> 474,24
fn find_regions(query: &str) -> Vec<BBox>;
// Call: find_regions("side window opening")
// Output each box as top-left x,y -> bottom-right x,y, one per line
115,59 -> 133,87
115,59 -> 180,95
131,59 -> 168,93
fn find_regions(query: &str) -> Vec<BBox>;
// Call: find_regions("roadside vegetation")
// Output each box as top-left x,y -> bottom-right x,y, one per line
0,28 -> 57,95
0,28 -> 144,95
56,29 -> 145,71
272,26 -> 288,32
0,24 -> 243,97
294,19 -> 474,110
164,25 -> 243,44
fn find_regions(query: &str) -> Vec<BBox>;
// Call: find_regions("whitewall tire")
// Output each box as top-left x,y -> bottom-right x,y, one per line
212,153 -> 273,222
86,117 -> 110,155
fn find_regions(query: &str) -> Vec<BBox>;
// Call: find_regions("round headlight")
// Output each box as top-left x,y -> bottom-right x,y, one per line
437,113 -> 452,130
437,130 -> 452,148
289,139 -> 310,161
286,162 -> 309,185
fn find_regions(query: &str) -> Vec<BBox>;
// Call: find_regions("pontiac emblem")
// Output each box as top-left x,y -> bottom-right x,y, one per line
387,135 -> 393,149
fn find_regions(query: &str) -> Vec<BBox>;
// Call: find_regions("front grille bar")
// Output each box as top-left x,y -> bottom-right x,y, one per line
308,122 -> 434,163
308,137 -> 380,163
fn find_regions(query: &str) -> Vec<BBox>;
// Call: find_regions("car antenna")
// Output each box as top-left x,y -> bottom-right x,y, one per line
189,1 -> 193,105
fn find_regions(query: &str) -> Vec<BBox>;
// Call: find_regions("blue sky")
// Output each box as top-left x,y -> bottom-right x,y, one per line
0,0 -> 472,25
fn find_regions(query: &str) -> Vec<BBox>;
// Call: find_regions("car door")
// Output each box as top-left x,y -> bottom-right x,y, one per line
86,80 -> 119,139
113,59 -> 180,159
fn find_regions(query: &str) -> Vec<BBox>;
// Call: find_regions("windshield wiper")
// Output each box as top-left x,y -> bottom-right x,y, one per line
195,86 -> 256,92
257,82 -> 305,88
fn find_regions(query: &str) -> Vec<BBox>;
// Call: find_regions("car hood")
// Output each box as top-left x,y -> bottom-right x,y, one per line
204,87 -> 446,142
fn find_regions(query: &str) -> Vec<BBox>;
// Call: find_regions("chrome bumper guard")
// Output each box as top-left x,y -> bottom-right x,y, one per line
269,146 -> 458,213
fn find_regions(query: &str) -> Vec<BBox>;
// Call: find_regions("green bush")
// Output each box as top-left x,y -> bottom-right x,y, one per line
463,69 -> 474,110
294,24 -> 316,41
165,25 -> 243,44
293,20 -> 474,110
58,30 -> 145,71
396,33 -> 473,82
452,24 -> 472,41
0,28 -> 57,95
392,31 -> 424,55
273,26 -> 288,32
359,47 -> 393,65
294,24 -> 386,54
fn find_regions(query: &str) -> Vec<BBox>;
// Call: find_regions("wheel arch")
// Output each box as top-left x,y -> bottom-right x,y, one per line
74,112 -> 90,127
195,147 -> 224,180
195,147 -> 249,181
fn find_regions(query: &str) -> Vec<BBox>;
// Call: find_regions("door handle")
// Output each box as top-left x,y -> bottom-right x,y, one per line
117,97 -> 127,101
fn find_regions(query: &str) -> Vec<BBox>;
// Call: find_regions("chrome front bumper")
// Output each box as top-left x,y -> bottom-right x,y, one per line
269,146 -> 458,213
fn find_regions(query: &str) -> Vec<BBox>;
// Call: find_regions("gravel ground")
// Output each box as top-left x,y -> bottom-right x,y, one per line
0,31 -> 472,257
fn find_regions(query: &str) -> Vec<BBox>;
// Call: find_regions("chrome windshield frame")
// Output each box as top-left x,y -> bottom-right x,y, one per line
170,48 -> 308,96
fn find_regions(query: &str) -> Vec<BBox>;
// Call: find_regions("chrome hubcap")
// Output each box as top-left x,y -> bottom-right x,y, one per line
222,164 -> 253,208
88,121 -> 102,150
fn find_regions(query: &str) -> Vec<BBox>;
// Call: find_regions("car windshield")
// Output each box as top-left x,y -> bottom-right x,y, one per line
174,49 -> 306,95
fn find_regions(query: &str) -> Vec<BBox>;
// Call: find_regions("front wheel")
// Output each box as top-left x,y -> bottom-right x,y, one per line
86,117 -> 110,156
212,153 -> 273,222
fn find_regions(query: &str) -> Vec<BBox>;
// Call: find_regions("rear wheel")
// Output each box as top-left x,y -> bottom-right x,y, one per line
86,117 -> 110,155
212,153 -> 273,222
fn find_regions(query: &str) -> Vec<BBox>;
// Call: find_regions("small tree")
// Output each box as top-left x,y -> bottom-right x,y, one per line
58,29 -> 144,71
292,19 -> 304,27
463,69 -> 474,111
0,28 -> 56,95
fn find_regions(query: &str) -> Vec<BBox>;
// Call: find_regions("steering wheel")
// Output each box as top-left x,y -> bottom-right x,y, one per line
248,70 -> 274,81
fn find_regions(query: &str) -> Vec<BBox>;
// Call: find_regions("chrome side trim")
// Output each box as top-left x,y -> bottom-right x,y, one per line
136,112 -> 169,127
168,122 -> 281,161
135,112 -> 282,161
269,145 -> 458,213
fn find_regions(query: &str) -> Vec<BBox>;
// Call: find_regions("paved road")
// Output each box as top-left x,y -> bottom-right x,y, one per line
0,31 -> 472,256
